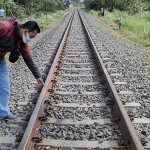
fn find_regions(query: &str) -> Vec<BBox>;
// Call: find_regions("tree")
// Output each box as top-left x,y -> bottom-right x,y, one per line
13,0 -> 64,15
0,0 -> 23,17
84,0 -> 149,14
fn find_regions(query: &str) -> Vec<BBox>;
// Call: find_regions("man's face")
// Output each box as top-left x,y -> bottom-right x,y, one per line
25,30 -> 38,39
21,29 -> 38,44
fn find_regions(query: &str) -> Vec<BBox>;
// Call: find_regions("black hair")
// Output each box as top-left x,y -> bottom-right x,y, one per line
21,21 -> 40,33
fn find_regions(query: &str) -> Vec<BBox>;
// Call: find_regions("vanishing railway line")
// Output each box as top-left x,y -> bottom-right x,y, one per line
0,9 -> 150,150
18,9 -> 146,150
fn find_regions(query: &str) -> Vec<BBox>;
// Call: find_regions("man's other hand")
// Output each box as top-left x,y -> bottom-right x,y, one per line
36,78 -> 45,87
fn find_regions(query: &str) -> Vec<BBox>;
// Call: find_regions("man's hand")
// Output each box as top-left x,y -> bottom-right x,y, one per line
36,78 -> 45,87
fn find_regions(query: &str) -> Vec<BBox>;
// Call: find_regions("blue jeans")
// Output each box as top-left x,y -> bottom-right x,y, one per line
0,59 -> 10,118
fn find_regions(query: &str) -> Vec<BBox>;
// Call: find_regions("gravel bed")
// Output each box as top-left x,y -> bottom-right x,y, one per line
133,123 -> 150,145
37,11 -> 123,150
119,94 -> 139,103
49,94 -> 110,104
38,124 -> 122,141
0,123 -> 26,137
12,104 -> 35,119
125,106 -> 150,118
80,11 -> 150,104
52,84 -> 105,92
44,106 -> 114,120
125,106 -> 145,118
80,10 -> 150,147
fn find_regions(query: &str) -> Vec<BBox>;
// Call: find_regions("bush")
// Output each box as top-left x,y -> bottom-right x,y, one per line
0,0 -> 24,18
21,10 -> 67,29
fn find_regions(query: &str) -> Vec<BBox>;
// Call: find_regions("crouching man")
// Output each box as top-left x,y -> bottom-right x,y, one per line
0,18 -> 45,121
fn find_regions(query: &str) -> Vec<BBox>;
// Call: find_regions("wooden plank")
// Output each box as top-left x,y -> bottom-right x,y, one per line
132,118 -> 150,124
25,89 -> 38,94
44,118 -> 112,125
110,74 -> 121,76
52,103 -> 141,107
7,118 -> 28,124
114,82 -> 127,85
119,91 -> 133,94
124,103 -> 141,106
63,58 -> 94,60
56,81 -> 101,85
53,91 -> 104,95
107,68 -> 116,70
102,58 -> 110,60
0,137 -> 16,146
52,103 -> 106,107
144,142 -> 150,148
54,90 -> 132,95
66,52 -> 91,54
30,81 -> 37,84
59,68 -> 97,70
18,102 -> 141,107
36,139 -> 123,148
17,102 -> 29,105
57,74 -> 99,77
61,62 -> 92,64
65,54 -> 90,57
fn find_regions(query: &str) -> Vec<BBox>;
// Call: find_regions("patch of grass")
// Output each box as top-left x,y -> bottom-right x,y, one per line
1,10 -> 67,29
89,10 -> 150,47
88,10 -> 150,65
22,10 -> 67,29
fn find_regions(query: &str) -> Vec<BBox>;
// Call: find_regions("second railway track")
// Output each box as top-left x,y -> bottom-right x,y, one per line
1,9 -> 150,150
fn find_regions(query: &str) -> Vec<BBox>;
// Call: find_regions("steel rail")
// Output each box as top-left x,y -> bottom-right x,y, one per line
18,11 -> 75,150
18,9 -> 144,150
78,10 -> 144,150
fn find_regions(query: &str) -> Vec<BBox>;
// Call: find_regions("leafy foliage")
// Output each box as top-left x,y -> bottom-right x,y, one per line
0,0 -> 69,18
84,0 -> 150,14
0,0 -> 23,17
0,0 -> 85,18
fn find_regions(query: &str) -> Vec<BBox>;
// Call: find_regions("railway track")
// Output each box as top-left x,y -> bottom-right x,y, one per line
0,9 -> 150,150
18,9 -> 145,150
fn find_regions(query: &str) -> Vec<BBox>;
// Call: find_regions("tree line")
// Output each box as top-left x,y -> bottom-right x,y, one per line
84,0 -> 150,14
0,0 -> 80,18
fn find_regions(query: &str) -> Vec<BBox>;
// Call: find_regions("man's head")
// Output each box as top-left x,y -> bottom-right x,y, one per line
19,21 -> 40,43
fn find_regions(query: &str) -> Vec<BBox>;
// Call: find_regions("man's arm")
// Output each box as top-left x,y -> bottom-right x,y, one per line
23,57 -> 45,87
20,44 -> 45,87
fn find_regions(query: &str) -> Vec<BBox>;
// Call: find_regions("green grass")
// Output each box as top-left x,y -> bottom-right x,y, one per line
89,9 -> 150,46
0,10 -> 67,28
105,10 -> 150,38
21,10 -> 67,29
89,9 -> 150,65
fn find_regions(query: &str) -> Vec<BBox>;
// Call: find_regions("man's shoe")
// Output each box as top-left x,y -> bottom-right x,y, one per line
0,118 -> 4,121
0,114 -> 17,121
